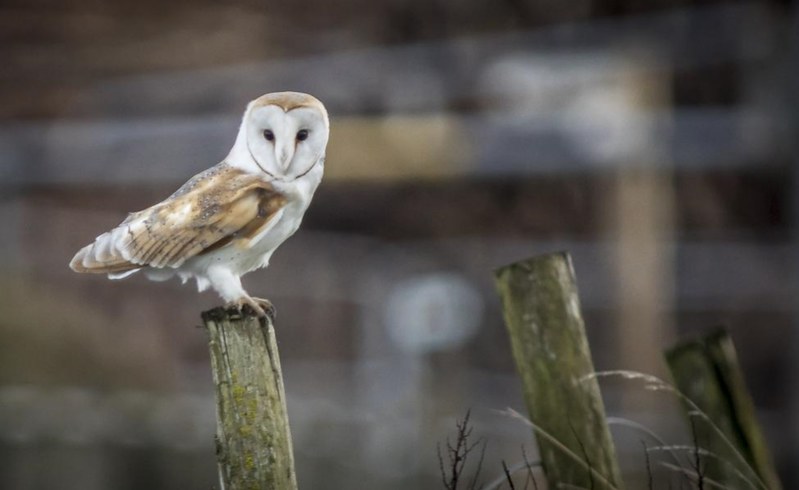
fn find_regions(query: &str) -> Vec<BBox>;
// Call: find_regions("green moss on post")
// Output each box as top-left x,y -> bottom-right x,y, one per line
202,307 -> 298,490
495,252 -> 623,490
666,328 -> 782,490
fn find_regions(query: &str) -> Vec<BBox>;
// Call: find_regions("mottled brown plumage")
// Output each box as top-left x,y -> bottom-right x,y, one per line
70,163 -> 286,274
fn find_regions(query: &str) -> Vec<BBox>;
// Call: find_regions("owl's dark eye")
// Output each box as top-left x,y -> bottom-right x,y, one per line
263,129 -> 274,141
296,129 -> 309,141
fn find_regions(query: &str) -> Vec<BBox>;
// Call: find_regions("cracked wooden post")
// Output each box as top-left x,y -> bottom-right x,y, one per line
202,306 -> 298,490
495,252 -> 623,490
666,328 -> 782,490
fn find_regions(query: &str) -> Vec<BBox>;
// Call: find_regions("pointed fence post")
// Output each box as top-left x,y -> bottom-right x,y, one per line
202,306 -> 298,490
495,252 -> 624,490
666,328 -> 782,490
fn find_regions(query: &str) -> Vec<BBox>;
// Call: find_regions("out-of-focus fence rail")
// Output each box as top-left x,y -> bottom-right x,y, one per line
0,3 -> 787,186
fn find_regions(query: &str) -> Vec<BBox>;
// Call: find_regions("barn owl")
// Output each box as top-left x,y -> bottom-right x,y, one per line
70,92 -> 329,317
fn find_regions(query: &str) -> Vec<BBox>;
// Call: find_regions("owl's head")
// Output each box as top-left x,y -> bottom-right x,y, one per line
229,92 -> 329,180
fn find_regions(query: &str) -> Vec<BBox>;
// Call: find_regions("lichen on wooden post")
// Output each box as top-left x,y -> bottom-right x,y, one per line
495,252 -> 623,490
666,328 -> 782,490
202,306 -> 298,490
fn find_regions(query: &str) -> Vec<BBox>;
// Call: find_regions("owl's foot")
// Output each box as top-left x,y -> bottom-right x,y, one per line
252,297 -> 276,321
226,296 -> 274,320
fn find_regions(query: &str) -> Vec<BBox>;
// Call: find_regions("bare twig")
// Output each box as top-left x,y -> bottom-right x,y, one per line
482,458 -> 543,490
689,418 -> 706,490
521,445 -> 540,490
503,461 -> 517,490
469,440 -> 488,490
439,442 -> 451,490
438,410 -> 486,490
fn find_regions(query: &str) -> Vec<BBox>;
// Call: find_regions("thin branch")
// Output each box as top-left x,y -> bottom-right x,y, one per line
481,460 -> 543,490
438,409 -> 486,490
502,461 -> 516,490
468,440 -> 488,490
439,442 -> 450,490
689,417 -> 706,490
521,445 -> 540,490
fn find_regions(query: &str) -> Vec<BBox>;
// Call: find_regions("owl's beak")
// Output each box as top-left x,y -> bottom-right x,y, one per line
276,144 -> 294,171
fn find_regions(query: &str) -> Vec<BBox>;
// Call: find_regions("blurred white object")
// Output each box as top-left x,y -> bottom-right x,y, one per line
480,52 -> 659,164
384,273 -> 484,354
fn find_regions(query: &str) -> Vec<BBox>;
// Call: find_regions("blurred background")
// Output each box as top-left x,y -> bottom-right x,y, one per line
0,0 -> 797,488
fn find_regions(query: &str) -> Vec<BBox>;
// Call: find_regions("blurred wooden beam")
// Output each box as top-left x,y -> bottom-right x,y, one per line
610,165 -> 676,374
604,64 -> 676,377
325,115 -> 468,181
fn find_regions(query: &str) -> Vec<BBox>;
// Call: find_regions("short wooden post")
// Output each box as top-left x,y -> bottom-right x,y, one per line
666,328 -> 782,490
495,252 -> 624,489
202,307 -> 298,490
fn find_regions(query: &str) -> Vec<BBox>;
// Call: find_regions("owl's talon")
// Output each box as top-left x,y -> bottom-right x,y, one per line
253,297 -> 276,321
225,297 -> 269,319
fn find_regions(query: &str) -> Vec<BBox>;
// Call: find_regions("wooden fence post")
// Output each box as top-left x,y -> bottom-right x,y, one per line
202,307 -> 298,490
495,252 -> 624,489
666,328 -> 782,490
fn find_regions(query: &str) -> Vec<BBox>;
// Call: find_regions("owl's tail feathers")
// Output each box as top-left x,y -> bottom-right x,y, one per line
69,232 -> 141,280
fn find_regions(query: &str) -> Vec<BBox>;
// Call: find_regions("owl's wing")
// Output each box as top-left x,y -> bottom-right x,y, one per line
70,165 -> 287,275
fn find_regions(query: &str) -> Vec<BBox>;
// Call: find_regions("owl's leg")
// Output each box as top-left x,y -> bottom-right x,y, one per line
207,266 -> 269,318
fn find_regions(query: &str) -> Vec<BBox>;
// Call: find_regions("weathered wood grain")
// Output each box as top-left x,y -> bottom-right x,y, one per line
202,306 -> 297,490
495,252 -> 623,490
